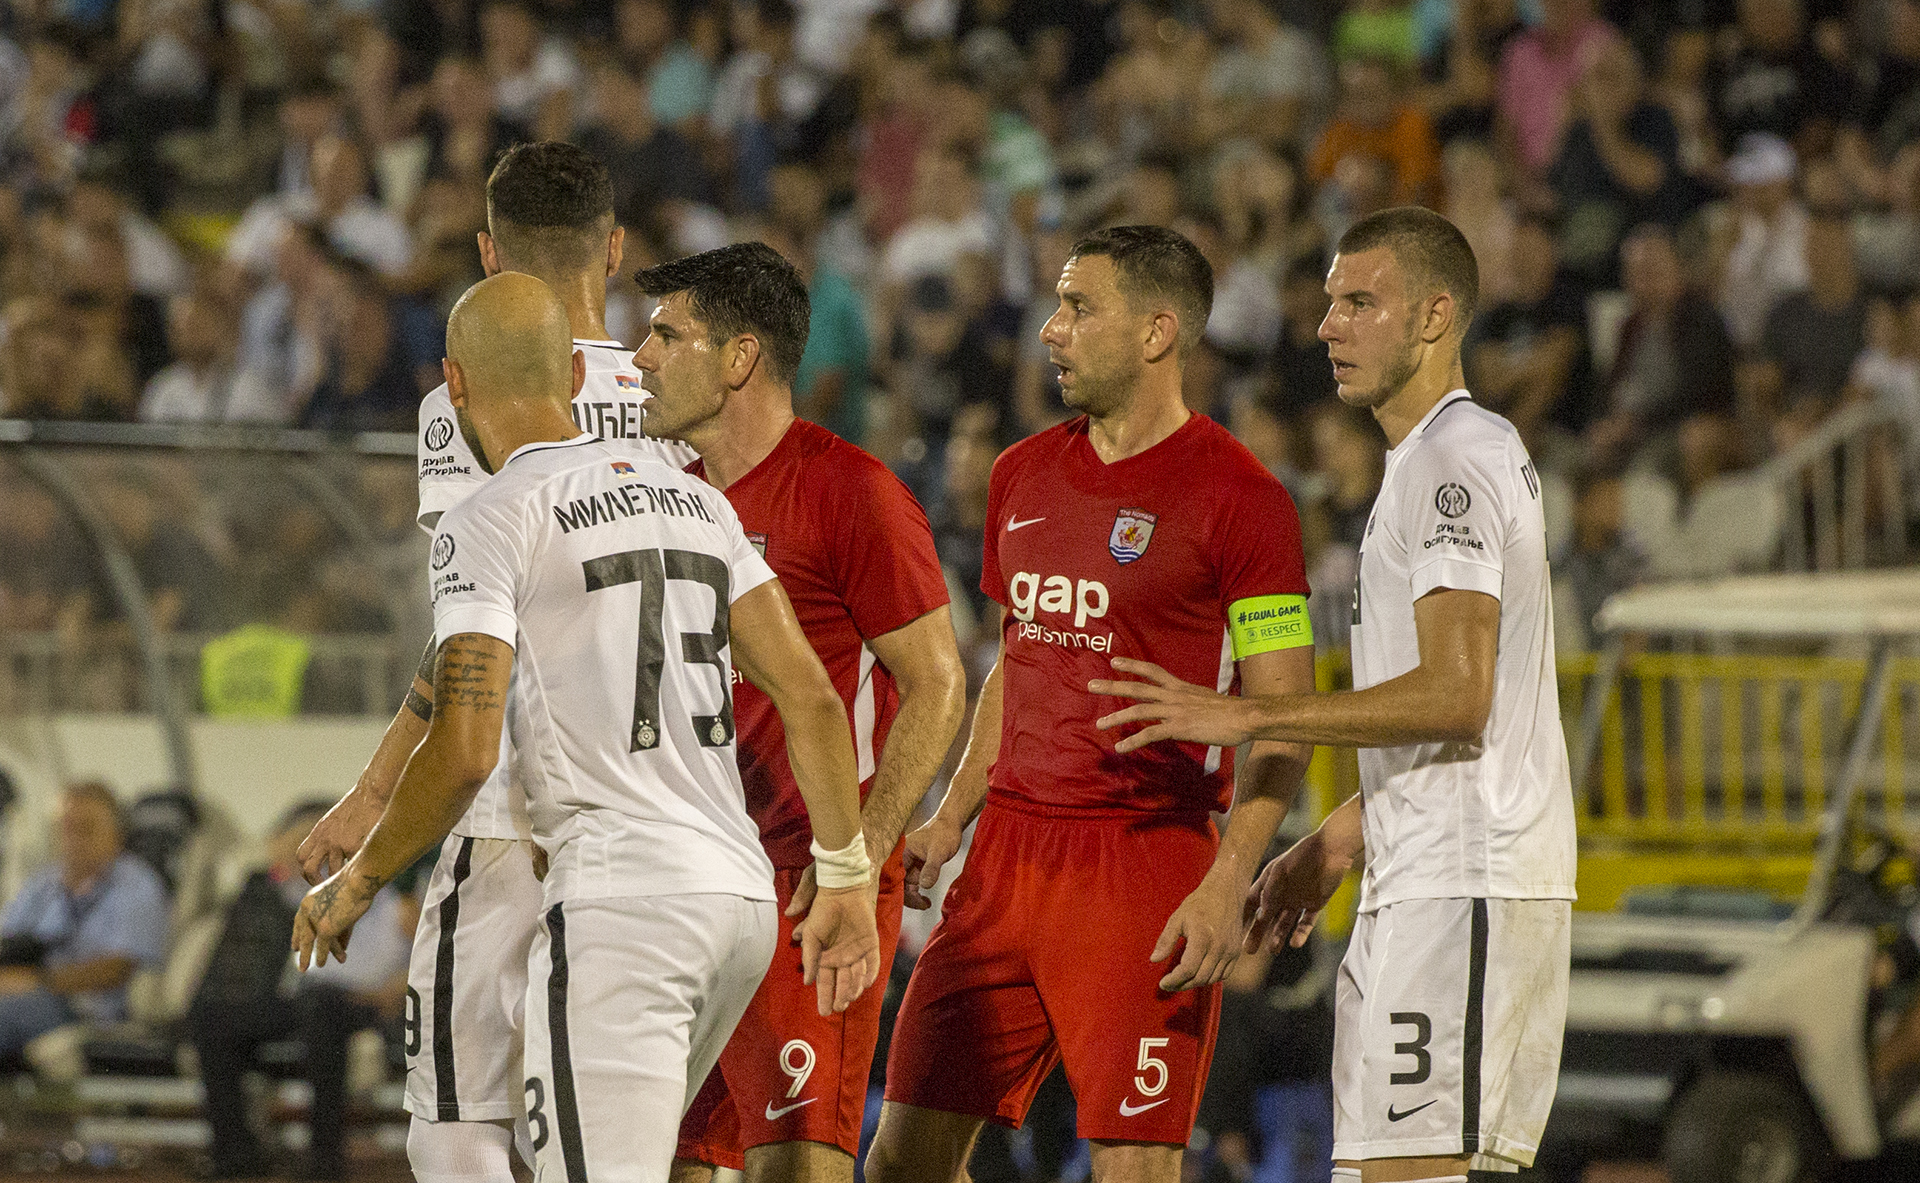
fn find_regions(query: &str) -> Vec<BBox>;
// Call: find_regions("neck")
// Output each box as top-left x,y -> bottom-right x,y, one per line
1372,350 -> 1467,449
536,270 -> 611,342
480,400 -> 589,469
686,380 -> 797,489
64,858 -> 109,892
1085,371 -> 1191,464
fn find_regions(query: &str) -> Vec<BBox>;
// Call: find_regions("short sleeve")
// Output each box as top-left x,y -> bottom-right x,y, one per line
431,499 -> 523,648
834,458 -> 950,640
712,494 -> 780,604
979,447 -> 1014,606
1213,466 -> 1312,606
417,388 -> 487,532
1398,436 -> 1510,602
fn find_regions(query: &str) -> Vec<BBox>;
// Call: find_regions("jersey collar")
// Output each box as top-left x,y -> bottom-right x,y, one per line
1393,389 -> 1473,452
572,338 -> 625,348
503,432 -> 598,468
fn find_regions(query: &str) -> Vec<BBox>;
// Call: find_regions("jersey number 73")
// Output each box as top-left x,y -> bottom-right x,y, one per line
584,548 -> 735,751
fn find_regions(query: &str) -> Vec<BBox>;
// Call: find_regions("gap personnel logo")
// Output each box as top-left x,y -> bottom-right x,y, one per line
424,416 -> 455,451
746,532 -> 768,558
1108,508 -> 1158,564
611,461 -> 637,477
431,535 -> 456,570
1434,483 -> 1471,519
615,373 -> 641,391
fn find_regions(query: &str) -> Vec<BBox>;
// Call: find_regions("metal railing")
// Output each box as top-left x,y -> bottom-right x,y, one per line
1763,401 -> 1909,572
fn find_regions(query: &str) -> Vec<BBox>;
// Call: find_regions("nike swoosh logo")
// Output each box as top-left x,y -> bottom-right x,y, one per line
1007,515 -> 1045,531
1118,1098 -> 1169,1117
765,1098 -> 818,1120
1386,1100 -> 1438,1122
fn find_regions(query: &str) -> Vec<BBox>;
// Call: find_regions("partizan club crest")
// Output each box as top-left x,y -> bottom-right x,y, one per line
1108,508 -> 1157,564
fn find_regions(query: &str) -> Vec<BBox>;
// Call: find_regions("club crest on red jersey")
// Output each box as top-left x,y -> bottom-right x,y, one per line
746,531 -> 768,558
1108,508 -> 1157,564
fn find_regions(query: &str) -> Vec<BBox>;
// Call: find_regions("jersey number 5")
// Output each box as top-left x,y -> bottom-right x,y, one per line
584,548 -> 734,752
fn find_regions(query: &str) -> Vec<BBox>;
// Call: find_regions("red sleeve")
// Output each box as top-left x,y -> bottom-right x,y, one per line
834,454 -> 952,640
979,445 -> 1014,606
1213,458 -> 1311,604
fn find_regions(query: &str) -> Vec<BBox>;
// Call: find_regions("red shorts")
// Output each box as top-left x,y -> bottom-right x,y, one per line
677,850 -> 906,1168
884,797 -> 1222,1145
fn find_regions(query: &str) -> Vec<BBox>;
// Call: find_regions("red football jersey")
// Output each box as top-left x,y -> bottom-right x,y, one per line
694,419 -> 951,868
981,414 -> 1309,815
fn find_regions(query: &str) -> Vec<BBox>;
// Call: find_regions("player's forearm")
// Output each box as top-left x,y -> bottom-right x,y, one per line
351,729 -> 494,889
1245,667 -> 1487,748
862,671 -> 967,863
1315,794 -> 1366,862
1211,743 -> 1311,887
932,657 -> 1004,830
354,639 -> 438,808
782,692 -> 866,853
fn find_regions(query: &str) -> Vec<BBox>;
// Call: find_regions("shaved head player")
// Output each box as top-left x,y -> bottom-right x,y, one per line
1094,207 -> 1578,1183
865,225 -> 1318,1183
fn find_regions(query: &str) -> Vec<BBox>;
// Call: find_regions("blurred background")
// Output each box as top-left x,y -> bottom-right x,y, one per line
4,0 -> 1920,1178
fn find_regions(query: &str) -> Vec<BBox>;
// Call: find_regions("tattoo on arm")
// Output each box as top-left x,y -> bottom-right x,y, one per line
404,637 -> 437,721
435,638 -> 506,713
415,638 -> 437,684
404,685 -> 434,723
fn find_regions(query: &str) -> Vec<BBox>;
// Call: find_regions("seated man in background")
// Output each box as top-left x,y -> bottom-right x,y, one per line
0,782 -> 169,1059
190,801 -> 418,1181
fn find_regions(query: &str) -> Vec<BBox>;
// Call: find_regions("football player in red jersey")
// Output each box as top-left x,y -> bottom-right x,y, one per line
628,242 -> 968,1183
864,226 -> 1318,1183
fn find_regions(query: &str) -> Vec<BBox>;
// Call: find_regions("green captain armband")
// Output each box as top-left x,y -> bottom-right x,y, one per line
1229,594 -> 1313,660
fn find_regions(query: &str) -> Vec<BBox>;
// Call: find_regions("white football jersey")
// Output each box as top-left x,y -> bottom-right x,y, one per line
430,435 -> 778,904
415,338 -> 696,839
1350,390 -> 1577,911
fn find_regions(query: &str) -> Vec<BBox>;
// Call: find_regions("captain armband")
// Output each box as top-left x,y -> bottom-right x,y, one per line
1228,594 -> 1313,660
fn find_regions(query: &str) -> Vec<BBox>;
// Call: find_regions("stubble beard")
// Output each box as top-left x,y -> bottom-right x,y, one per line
1337,323 -> 1422,412
454,404 -> 494,475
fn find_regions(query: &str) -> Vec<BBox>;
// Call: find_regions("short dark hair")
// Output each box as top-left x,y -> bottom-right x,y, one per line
1067,225 -> 1214,355
1336,206 -> 1480,331
633,242 -> 812,384
485,142 -> 616,276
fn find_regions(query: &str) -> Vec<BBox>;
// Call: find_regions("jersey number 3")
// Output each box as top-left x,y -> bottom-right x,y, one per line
584,548 -> 734,751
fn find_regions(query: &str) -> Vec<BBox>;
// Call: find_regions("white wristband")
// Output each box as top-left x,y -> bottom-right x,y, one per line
810,831 -> 873,889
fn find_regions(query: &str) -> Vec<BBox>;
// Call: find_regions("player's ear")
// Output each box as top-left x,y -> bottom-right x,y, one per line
606,226 -> 625,279
728,334 -> 761,388
1143,310 -> 1179,364
571,349 -> 586,397
477,233 -> 500,278
1422,291 -> 1454,344
444,358 -> 467,405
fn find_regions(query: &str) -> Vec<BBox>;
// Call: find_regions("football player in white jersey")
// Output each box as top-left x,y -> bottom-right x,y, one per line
295,142 -> 693,1183
293,273 -> 881,1183
1091,207 -> 1576,1183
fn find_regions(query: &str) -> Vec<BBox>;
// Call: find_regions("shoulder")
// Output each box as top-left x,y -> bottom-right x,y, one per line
993,416 -> 1083,479
418,385 -> 453,430
108,854 -> 166,903
1409,401 -> 1530,492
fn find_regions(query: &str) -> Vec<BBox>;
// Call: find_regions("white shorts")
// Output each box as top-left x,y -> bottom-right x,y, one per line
404,835 -> 544,1124
523,894 -> 777,1183
1332,897 -> 1570,1170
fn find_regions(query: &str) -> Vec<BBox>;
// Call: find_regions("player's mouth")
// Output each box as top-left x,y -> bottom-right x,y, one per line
1050,355 -> 1074,383
1329,358 -> 1355,380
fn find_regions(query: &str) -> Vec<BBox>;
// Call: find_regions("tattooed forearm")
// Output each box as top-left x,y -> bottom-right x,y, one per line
404,685 -> 434,722
415,637 -> 437,684
435,636 -> 507,712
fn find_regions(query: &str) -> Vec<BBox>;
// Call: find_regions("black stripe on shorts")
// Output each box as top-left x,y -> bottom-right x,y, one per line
433,837 -> 475,1121
1461,898 -> 1489,1154
547,903 -> 588,1183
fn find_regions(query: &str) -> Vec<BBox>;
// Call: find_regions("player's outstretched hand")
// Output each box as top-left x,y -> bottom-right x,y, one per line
1152,869 -> 1247,992
902,813 -> 964,910
291,863 -> 380,971
1090,658 -> 1259,753
1243,831 -> 1351,953
795,883 -> 882,1017
297,788 -> 387,884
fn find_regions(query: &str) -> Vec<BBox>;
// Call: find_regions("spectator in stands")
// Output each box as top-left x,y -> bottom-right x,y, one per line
1270,256 -> 1338,412
1553,466 -> 1643,651
1709,0 -> 1849,153
228,134 -> 413,282
578,60 -> 713,231
69,162 -> 189,300
1587,223 -> 1737,467
1465,216 -> 1592,440
0,297 -> 83,419
711,0 -> 825,213
298,262 -> 424,432
1309,56 -> 1441,209
140,292 -> 285,424
0,782 -> 168,1060
1425,0 -> 1523,146
612,0 -> 716,133
1756,213 -> 1868,414
1721,132 -> 1810,349
766,160 -> 871,444
1856,141 -> 1920,295
1495,0 -> 1622,177
270,80 -> 343,204
481,0 -> 581,140
1625,413 -> 1783,581
1548,39 -> 1687,285
1202,0 -> 1329,151
420,56 -> 527,191
189,801 -> 415,1181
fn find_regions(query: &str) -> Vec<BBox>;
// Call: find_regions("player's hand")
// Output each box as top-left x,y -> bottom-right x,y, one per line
291,863 -> 381,970
785,859 -> 880,919
902,813 -> 964,910
1243,831 -> 1352,953
1090,658 -> 1260,753
1152,868 -> 1248,992
297,788 -> 387,884
793,883 -> 882,1017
